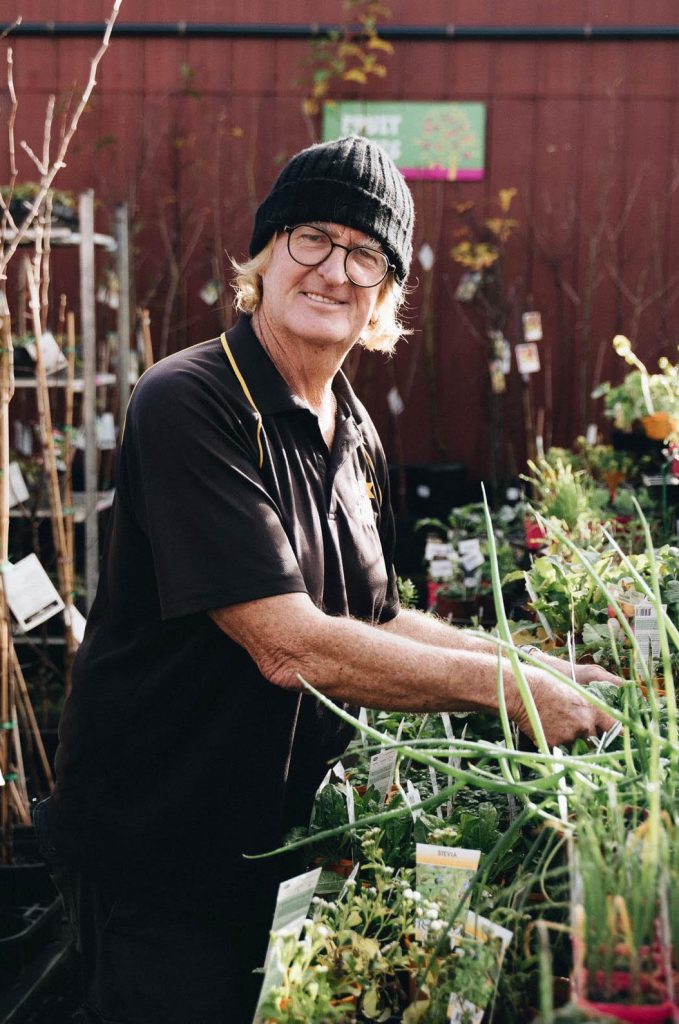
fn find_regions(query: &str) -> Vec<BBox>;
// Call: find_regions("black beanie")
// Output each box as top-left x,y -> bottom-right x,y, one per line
249,135 -> 414,283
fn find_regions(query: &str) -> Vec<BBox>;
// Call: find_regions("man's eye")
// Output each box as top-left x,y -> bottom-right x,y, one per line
352,247 -> 382,268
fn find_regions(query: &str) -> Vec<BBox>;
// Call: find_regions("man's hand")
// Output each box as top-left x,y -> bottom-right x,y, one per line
511,667 -> 618,748
537,650 -> 623,689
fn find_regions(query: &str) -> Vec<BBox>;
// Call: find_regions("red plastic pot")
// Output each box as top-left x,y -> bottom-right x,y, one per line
576,970 -> 678,1023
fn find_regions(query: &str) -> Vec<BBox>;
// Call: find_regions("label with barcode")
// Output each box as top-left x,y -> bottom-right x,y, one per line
633,602 -> 665,663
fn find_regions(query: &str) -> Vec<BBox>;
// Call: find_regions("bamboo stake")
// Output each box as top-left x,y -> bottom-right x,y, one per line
10,696 -> 29,812
139,307 -> 154,369
12,648 -> 53,790
24,259 -> 72,643
8,780 -> 30,826
0,291 -> 14,863
63,311 -> 77,693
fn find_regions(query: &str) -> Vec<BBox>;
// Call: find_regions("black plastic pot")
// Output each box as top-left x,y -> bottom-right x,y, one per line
0,899 -> 62,978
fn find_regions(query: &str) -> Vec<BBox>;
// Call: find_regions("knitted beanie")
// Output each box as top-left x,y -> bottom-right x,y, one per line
249,136 -> 414,283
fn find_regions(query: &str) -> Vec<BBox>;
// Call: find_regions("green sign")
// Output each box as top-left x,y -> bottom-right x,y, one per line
323,101 -> 486,181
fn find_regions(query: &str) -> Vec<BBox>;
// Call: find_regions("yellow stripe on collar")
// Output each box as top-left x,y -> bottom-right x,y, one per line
220,332 -> 264,470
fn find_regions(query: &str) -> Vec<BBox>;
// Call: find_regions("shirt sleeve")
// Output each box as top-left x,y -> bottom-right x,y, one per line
119,360 -> 308,620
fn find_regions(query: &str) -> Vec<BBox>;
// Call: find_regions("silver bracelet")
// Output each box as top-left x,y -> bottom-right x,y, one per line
518,644 -> 541,658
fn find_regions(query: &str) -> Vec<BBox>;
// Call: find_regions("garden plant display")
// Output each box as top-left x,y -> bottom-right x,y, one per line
252,494 -> 679,1024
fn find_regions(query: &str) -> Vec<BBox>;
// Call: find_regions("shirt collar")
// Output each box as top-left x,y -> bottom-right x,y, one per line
223,314 -> 364,425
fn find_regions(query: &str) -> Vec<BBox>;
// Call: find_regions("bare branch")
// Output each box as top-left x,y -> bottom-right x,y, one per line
0,0 -> 124,278
0,16 -> 21,43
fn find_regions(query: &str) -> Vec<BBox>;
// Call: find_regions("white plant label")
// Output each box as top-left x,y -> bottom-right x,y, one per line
406,780 -> 423,821
386,386 -> 405,417
64,605 -> 87,645
633,602 -> 665,663
13,422 -> 33,456
358,706 -> 369,747
417,242 -> 435,271
458,539 -> 484,573
8,462 -> 29,507
254,867 -> 322,1022
430,557 -> 453,581
586,423 -> 598,446
415,845 -> 481,940
26,331 -> 68,374
97,413 -> 117,450
2,554 -> 64,632
345,778 -> 355,825
428,765 -> 444,819
367,748 -> 398,805
424,540 -> 454,563
522,310 -> 543,341
515,342 -> 541,375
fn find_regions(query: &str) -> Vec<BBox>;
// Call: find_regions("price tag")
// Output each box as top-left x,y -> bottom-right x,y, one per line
406,780 -> 422,821
2,554 -> 64,632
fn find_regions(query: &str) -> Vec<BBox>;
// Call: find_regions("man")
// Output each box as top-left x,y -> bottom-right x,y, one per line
43,136 -> 617,1023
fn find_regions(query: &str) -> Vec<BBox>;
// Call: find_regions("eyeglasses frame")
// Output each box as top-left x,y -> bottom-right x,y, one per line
283,224 -> 394,288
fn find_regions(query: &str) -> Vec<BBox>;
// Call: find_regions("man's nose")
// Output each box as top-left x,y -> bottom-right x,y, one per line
317,245 -> 348,285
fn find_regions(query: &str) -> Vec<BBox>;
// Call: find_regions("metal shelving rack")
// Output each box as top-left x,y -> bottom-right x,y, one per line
6,191 -> 132,609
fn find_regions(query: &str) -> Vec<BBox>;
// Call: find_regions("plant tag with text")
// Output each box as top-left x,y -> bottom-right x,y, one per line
633,602 -> 665,663
367,749 -> 398,805
2,554 -> 64,632
254,867 -> 322,1022
415,845 -> 481,940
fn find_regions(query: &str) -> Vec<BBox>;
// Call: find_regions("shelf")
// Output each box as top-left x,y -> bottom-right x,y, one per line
10,489 -> 115,522
2,225 -> 117,252
13,372 -> 137,390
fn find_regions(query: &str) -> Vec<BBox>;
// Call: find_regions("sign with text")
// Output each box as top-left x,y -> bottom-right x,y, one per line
323,101 -> 486,181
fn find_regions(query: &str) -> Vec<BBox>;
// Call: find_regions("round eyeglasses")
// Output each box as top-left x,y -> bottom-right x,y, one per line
284,224 -> 393,288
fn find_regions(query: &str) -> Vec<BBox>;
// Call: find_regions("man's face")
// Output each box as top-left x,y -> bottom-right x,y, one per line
258,222 -> 383,352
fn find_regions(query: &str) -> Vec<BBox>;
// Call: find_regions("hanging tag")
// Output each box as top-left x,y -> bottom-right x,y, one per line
2,554 -> 65,632
199,279 -> 220,306
386,386 -> 405,417
97,413 -> 117,450
522,311 -> 543,341
8,462 -> 30,507
417,243 -> 435,272
63,605 -> 87,645
26,331 -> 68,375
13,422 -> 33,457
515,342 -> 541,375
585,423 -> 598,446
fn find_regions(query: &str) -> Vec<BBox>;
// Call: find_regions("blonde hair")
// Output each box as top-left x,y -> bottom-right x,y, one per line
230,234 -> 409,354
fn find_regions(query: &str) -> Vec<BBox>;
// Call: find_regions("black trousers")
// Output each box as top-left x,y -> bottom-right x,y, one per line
33,800 -> 269,1024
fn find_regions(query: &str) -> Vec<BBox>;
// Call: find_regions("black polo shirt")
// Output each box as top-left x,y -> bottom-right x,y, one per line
52,314 -> 399,916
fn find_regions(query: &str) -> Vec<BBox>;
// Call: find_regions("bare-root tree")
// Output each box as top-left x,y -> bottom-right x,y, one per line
0,0 -> 123,862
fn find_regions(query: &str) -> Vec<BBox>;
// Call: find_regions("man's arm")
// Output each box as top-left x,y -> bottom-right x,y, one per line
381,607 -> 622,687
209,594 -> 616,747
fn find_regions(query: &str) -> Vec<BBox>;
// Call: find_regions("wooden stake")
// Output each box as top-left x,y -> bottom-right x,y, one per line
140,308 -> 154,370
0,291 -> 14,862
13,648 -> 53,791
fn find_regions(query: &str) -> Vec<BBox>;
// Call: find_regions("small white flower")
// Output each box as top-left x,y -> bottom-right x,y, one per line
425,907 -> 439,920
368,886 -> 377,895
316,925 -> 330,938
303,918 -> 314,929
429,919 -> 445,933
383,866 -> 394,875
416,906 -> 423,917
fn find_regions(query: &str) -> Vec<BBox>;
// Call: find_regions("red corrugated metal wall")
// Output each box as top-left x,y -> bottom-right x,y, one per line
2,1 -> 679,487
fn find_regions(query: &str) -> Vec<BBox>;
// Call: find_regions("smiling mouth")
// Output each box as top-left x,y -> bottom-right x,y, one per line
303,291 -> 346,306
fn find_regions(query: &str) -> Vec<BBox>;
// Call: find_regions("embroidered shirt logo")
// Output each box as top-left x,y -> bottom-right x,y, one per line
353,479 -> 377,523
